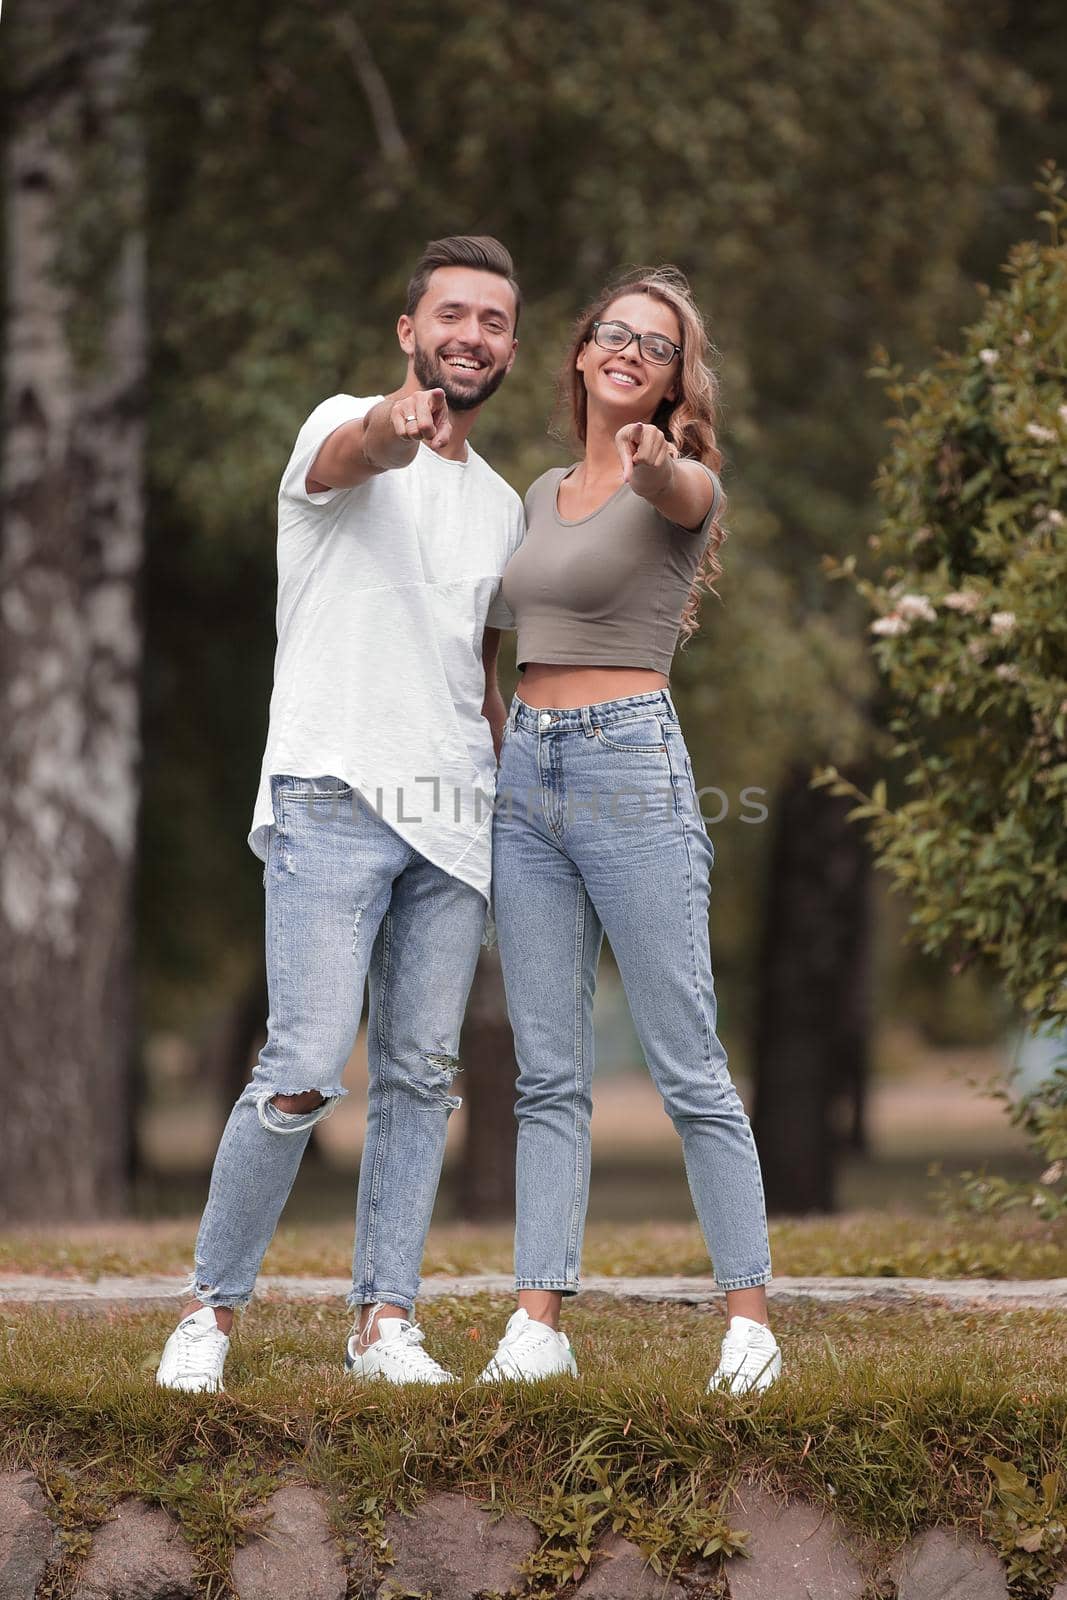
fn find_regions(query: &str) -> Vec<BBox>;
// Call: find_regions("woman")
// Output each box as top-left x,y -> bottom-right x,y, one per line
480,267 -> 780,1395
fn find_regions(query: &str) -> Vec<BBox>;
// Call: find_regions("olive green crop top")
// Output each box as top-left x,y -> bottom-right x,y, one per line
498,462 -> 722,674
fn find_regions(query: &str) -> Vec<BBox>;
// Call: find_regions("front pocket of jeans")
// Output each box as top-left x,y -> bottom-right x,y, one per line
594,718 -> 668,753
273,777 -> 355,826
275,777 -> 355,797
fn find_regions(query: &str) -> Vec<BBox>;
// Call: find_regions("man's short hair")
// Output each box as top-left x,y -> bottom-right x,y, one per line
405,235 -> 521,331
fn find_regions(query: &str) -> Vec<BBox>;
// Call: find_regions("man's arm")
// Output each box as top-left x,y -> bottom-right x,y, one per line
306,387 -> 451,494
481,627 -> 507,762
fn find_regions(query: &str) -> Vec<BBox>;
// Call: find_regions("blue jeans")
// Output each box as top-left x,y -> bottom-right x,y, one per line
186,776 -> 487,1315
491,688 -> 772,1293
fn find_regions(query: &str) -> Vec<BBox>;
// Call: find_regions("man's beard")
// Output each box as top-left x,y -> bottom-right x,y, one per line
412,341 -> 508,413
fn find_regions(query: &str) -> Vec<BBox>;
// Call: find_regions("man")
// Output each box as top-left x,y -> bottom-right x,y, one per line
156,236 -> 523,1392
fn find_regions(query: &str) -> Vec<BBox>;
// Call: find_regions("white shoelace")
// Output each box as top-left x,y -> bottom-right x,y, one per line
721,1327 -> 756,1356
489,1320 -> 558,1377
174,1317 -> 226,1379
362,1321 -> 450,1380
715,1326 -> 778,1388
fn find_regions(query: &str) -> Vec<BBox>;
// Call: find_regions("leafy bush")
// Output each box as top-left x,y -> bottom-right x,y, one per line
937,1062 -> 1067,1223
817,163 -> 1067,1027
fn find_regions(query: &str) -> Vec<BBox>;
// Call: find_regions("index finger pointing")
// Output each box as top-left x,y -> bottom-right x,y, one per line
413,391 -> 439,439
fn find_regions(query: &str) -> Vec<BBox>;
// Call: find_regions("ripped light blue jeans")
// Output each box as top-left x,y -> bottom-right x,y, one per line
186,775 -> 486,1315
492,688 -> 772,1294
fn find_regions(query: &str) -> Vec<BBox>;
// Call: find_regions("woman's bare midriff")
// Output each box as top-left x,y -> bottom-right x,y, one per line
516,662 -> 668,710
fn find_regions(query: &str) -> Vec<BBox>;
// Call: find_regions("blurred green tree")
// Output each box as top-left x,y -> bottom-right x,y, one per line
138,0 -> 1045,1213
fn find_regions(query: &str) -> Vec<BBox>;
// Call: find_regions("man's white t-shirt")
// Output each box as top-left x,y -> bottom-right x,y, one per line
249,393 -> 524,911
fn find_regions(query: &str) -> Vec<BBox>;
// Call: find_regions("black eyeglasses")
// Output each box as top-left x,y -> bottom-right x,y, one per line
592,320 -> 682,366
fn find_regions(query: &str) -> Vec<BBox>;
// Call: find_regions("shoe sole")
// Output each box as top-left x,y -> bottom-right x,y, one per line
343,1354 -> 454,1386
155,1377 -> 226,1394
477,1362 -> 579,1383
708,1357 -> 782,1396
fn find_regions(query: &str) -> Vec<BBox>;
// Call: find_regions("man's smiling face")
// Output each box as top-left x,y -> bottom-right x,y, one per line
399,266 -> 518,412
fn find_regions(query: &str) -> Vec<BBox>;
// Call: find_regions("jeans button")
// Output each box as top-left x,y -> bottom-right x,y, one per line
538,712 -> 552,730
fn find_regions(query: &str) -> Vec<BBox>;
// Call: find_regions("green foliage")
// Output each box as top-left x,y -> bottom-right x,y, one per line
984,1456 -> 1067,1596
938,1062 -> 1067,1224
134,0 -> 1041,1025
522,1455 -> 746,1589
818,164 -> 1067,1026
141,1448 -> 280,1594
36,1463 -> 113,1566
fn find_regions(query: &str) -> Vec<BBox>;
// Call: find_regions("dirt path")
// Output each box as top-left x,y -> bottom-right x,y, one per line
1,1272 -> 1064,1312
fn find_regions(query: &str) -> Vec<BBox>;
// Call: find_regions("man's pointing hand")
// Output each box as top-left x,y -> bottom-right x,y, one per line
392,388 -> 451,451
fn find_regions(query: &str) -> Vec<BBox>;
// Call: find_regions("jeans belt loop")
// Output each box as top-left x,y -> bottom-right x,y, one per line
580,704 -> 595,738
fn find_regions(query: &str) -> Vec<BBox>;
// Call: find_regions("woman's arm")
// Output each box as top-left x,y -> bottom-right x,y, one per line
481,627 -> 507,761
615,421 -> 718,532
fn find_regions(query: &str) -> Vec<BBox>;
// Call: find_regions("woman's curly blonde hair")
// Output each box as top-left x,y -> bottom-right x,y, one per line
557,265 -> 727,646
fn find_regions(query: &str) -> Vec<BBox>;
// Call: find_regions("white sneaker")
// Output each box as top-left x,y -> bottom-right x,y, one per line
708,1315 -> 781,1396
345,1314 -> 455,1386
478,1309 -> 578,1382
155,1306 -> 230,1394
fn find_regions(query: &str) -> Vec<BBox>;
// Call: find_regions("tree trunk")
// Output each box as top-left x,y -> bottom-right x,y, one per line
0,0 -> 146,1221
752,761 -> 874,1213
455,946 -> 518,1219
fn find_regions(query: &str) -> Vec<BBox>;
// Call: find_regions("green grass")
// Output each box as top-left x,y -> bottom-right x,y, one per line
2,1210 -> 1064,1281
2,1295 -> 1066,1598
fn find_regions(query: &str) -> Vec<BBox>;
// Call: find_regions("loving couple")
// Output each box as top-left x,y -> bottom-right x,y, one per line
156,235 -> 780,1398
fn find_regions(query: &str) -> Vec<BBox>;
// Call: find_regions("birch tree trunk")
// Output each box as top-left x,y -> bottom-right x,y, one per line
0,0 -> 146,1221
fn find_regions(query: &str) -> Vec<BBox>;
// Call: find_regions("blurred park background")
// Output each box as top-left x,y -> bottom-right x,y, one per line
1,0 -> 1065,1240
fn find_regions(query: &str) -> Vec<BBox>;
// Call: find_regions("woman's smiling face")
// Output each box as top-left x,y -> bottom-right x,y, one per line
576,291 -> 682,421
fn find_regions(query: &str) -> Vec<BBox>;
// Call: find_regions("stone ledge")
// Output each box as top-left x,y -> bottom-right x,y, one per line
891,1526 -> 1010,1599
230,1482 -> 347,1599
380,1491 -> 539,1598
0,1469 -> 1050,1599
580,1531 -> 687,1597
0,1470 -> 55,1600
724,1484 -> 869,1599
70,1499 -> 199,1600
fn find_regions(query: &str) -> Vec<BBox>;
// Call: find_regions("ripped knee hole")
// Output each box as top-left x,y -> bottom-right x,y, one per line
270,1090 -> 326,1113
